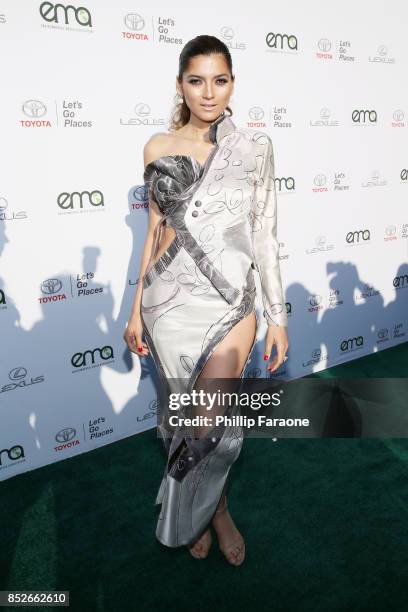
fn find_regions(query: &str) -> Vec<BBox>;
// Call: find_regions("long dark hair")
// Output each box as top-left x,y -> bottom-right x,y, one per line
169,35 -> 235,132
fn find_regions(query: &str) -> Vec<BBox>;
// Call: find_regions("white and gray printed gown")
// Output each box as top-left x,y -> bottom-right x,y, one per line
140,111 -> 287,547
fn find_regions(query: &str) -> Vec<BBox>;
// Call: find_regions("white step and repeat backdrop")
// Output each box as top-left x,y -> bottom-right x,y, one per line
1,1 -> 407,480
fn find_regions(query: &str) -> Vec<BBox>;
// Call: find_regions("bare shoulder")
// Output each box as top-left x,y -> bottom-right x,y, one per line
143,131 -> 173,167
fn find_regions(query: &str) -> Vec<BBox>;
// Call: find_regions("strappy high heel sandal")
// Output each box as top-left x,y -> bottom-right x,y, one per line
188,528 -> 212,559
212,496 -> 245,566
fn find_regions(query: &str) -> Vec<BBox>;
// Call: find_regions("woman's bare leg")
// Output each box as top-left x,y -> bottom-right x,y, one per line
188,310 -> 256,562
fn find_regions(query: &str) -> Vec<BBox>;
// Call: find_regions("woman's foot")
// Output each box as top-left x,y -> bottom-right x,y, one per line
212,496 -> 245,566
188,527 -> 212,559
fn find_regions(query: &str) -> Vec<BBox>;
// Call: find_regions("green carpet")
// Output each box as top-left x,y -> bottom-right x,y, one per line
1,342 -> 407,612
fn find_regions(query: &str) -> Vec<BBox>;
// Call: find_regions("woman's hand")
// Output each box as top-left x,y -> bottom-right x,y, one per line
123,315 -> 150,357
264,325 -> 289,373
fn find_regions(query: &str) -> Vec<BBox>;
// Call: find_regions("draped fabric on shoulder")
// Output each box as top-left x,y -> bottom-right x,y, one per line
143,155 -> 204,214
140,112 -> 286,547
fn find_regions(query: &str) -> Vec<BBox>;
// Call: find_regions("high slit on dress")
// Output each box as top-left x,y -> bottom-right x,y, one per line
139,111 -> 287,547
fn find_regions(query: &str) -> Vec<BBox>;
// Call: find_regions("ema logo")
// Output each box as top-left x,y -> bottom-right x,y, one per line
71,346 -> 114,371
266,32 -> 298,52
393,273 -> 408,289
345,229 -> 371,245
57,189 -> 104,214
340,336 -> 364,352
0,445 -> 25,468
351,109 -> 377,124
39,2 -> 92,27
275,176 -> 295,193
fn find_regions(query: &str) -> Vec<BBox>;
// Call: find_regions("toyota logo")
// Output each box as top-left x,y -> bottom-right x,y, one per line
124,13 -> 145,31
318,38 -> 331,52
314,174 -> 327,187
393,109 -> 404,121
249,107 -> 264,121
55,428 -> 76,443
41,278 -> 63,294
133,185 -> 147,201
22,100 -> 47,118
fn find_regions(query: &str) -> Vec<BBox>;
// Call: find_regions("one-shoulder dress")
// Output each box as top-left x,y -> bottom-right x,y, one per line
140,111 -> 287,547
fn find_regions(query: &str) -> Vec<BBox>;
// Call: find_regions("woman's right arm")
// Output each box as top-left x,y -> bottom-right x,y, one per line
123,138 -> 164,356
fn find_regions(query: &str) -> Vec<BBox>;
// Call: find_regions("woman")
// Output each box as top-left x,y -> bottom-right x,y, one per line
124,35 -> 289,566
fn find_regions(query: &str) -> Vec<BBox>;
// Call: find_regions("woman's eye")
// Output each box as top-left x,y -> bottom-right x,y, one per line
188,78 -> 229,85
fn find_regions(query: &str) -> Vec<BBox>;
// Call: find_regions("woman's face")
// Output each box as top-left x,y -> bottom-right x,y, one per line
176,53 -> 234,122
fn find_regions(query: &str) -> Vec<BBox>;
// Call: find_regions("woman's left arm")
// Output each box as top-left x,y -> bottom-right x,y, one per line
249,132 -> 289,372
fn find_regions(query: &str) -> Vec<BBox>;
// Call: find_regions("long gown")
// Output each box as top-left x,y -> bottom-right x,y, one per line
140,111 -> 287,547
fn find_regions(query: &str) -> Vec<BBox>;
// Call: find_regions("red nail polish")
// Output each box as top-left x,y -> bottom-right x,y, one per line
264,354 -> 269,360
137,346 -> 143,352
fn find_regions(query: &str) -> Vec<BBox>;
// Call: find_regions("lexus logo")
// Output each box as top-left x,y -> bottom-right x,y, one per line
9,367 -> 27,381
134,103 -> 150,117
220,26 -> 234,40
